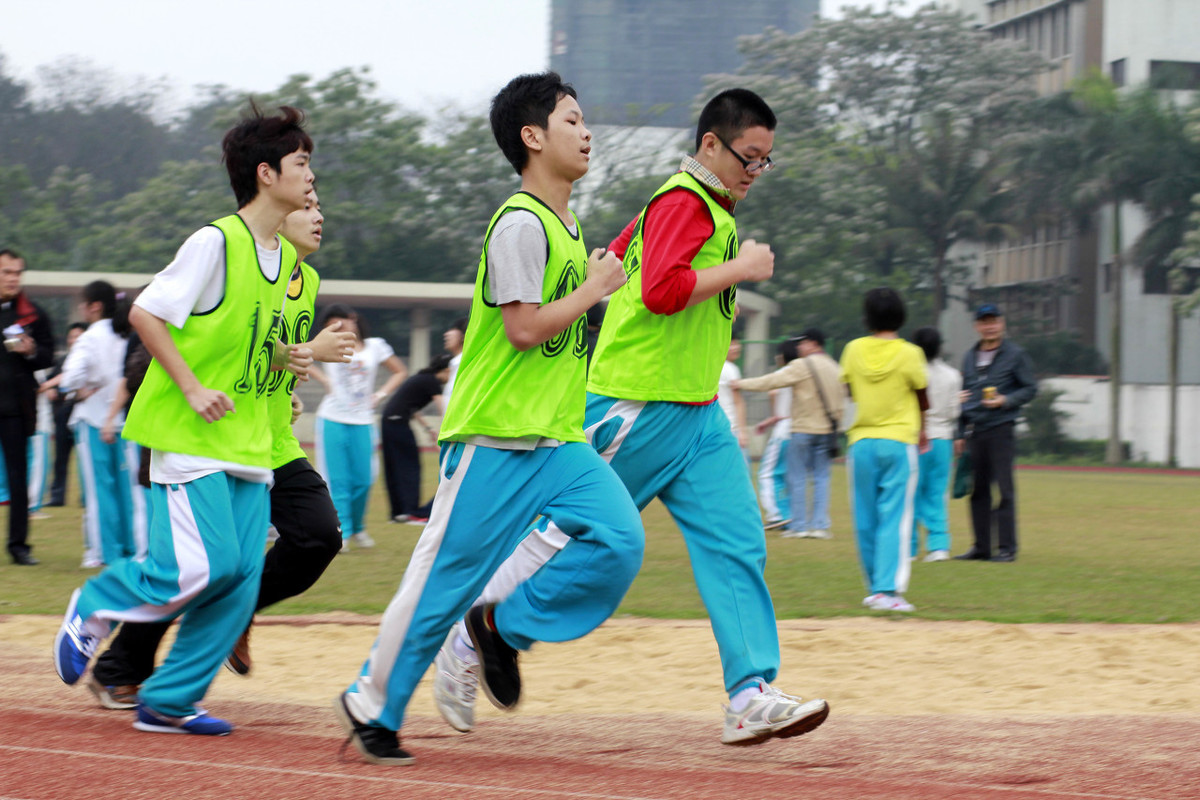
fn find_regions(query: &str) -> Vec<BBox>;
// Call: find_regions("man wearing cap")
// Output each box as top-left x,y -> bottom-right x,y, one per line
953,304 -> 1037,563
736,328 -> 843,539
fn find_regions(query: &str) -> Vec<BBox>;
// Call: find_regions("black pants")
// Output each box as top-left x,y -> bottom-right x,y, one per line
381,416 -> 423,518
967,423 -> 1018,557
48,404 -> 74,505
92,458 -> 342,686
0,415 -> 31,559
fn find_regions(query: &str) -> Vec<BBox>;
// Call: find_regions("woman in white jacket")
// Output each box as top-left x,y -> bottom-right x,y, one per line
60,281 -> 142,567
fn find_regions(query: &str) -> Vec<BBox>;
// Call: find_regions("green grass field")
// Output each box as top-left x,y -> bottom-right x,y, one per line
3,458 -> 1196,624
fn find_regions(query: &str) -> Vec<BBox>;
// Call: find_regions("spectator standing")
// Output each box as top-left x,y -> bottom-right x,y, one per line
381,354 -> 450,522
43,322 -> 88,506
953,304 -> 1037,563
737,328 -> 843,539
717,336 -> 749,466
0,249 -> 55,566
309,305 -> 407,552
909,327 -> 962,562
840,289 -> 927,613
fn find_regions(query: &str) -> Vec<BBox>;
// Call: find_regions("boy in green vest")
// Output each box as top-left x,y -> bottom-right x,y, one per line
83,189 -> 356,708
54,105 -> 316,736
434,89 -> 829,747
333,72 -> 643,766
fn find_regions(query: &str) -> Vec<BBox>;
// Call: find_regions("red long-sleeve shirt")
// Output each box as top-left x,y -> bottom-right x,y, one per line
608,184 -> 734,316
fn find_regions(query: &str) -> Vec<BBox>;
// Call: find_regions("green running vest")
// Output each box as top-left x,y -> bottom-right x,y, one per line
266,261 -> 320,468
122,215 -> 294,469
587,172 -> 739,402
439,192 -> 589,444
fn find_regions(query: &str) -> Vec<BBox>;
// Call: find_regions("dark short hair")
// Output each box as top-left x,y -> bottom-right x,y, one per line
68,321 -> 89,333
0,248 -> 21,261
419,353 -> 453,375
863,287 -> 907,333
451,316 -> 469,333
319,303 -> 367,340
490,72 -> 578,175
912,326 -> 943,362
222,102 -> 314,208
796,327 -> 826,347
695,88 -> 776,152
777,337 -> 801,363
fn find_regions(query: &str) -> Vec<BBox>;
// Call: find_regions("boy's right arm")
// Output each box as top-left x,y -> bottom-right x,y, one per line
130,305 -> 233,423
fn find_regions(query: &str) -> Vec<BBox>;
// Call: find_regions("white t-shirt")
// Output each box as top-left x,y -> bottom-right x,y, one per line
717,360 -> 742,433
770,386 -> 793,440
59,318 -> 126,429
925,358 -> 964,440
442,353 -> 462,408
135,224 -> 285,486
316,337 -> 396,425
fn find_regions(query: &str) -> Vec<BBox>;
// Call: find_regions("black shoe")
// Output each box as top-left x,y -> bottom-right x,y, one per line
10,552 -> 39,566
332,693 -> 414,766
990,552 -> 1017,562
465,603 -> 521,710
952,549 -> 990,561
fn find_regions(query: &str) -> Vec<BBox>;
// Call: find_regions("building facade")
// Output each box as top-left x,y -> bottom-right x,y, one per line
549,0 -> 820,127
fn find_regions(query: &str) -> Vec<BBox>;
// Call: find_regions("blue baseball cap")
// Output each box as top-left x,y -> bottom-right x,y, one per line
974,303 -> 1003,320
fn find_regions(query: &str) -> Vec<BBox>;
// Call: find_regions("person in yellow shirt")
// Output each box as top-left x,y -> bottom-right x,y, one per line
839,288 -> 928,613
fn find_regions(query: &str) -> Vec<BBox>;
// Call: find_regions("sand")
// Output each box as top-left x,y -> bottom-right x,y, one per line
7,614 -> 1199,720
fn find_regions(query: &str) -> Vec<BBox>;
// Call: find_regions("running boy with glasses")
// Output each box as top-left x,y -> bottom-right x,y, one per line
434,88 -> 830,747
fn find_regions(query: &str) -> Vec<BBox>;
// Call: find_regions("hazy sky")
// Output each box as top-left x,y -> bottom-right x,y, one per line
1,1 -> 914,117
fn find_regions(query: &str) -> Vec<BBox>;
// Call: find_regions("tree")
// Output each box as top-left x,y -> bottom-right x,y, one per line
700,4 -> 1046,340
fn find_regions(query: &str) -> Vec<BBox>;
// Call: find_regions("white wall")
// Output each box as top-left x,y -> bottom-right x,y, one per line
1103,0 -> 1200,86
1042,375 -> 1200,467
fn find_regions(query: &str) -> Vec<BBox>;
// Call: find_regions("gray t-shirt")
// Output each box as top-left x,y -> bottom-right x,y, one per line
486,209 -> 577,303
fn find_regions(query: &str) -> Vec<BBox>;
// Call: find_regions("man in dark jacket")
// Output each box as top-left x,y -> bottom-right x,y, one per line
0,250 -> 56,565
953,304 -> 1037,563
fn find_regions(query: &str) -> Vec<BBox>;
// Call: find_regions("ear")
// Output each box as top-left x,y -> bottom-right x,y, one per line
698,131 -> 720,158
256,161 -> 276,186
521,124 -> 543,154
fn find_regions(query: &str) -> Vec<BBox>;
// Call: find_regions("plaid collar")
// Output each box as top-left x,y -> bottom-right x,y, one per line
678,156 -> 735,210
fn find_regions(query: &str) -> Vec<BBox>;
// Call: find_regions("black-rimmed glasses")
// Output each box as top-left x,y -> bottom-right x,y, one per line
714,134 -> 775,175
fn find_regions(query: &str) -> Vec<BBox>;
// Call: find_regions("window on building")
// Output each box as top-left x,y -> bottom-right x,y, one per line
1049,8 -> 1059,59
1061,5 -> 1071,58
1111,59 -> 1126,87
1150,61 -> 1200,91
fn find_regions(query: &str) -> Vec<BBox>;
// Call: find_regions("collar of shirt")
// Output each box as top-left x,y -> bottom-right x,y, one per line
678,156 -> 736,212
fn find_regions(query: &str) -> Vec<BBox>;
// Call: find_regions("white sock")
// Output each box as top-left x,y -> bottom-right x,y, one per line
452,629 -> 477,663
729,682 -> 764,712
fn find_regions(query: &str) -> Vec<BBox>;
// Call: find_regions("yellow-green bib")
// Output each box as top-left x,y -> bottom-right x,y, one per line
123,215 -> 293,468
587,172 -> 738,402
440,192 -> 589,443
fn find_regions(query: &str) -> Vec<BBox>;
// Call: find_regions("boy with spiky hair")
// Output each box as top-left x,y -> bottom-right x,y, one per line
434,88 -> 830,748
333,72 -> 642,766
54,104 -> 316,736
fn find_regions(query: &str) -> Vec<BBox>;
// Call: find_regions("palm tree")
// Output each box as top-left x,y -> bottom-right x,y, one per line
870,111 -> 1017,327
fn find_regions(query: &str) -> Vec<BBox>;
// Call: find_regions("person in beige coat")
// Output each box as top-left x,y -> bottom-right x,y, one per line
736,328 -> 843,538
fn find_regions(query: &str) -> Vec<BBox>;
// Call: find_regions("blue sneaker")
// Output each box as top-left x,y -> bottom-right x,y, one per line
133,704 -> 234,736
54,589 -> 100,685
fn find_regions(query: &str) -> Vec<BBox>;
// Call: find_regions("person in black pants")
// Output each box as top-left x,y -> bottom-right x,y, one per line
0,250 -> 55,565
953,304 -> 1037,563
381,354 -> 451,522
42,322 -> 88,507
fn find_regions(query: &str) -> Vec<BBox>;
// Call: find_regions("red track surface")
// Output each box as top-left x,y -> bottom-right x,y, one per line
2,700 -> 1196,800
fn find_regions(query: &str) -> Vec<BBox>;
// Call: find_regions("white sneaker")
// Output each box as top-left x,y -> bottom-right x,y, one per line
923,550 -> 950,562
866,594 -> 915,612
807,530 -> 832,540
351,532 -> 375,548
862,593 -> 886,607
339,540 -> 350,554
432,629 -> 479,732
780,530 -> 810,539
764,518 -> 789,531
721,684 -> 830,745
